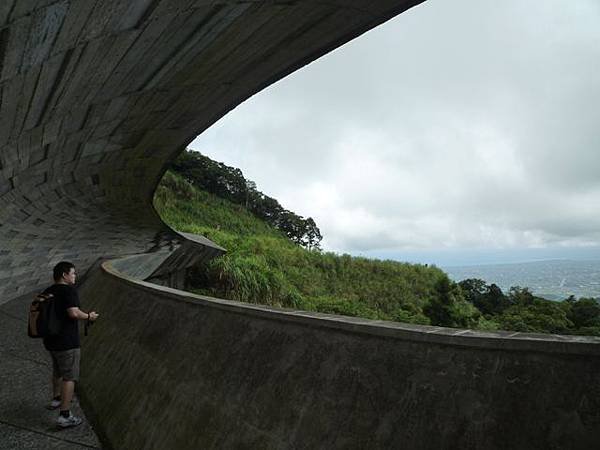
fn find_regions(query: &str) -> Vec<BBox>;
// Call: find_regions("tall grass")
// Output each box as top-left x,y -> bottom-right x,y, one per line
154,171 -> 457,324
153,170 -> 600,336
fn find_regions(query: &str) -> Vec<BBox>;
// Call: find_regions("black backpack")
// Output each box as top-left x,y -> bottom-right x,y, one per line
28,293 -> 62,338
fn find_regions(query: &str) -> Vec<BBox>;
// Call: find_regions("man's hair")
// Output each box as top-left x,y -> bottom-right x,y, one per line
53,261 -> 75,282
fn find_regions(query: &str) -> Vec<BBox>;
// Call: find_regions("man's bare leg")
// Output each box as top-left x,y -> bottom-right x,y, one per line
60,380 -> 75,412
46,376 -> 63,409
57,379 -> 82,427
52,376 -> 62,398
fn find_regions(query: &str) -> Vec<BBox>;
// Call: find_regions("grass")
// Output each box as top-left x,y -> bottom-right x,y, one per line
153,171 -> 448,324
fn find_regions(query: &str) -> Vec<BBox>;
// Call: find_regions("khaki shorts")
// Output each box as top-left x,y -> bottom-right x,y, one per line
49,348 -> 80,382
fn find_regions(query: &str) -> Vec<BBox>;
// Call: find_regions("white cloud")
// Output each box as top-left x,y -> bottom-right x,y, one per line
190,0 -> 600,260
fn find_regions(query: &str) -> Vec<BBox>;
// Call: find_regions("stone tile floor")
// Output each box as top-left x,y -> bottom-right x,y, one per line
1,293 -> 102,449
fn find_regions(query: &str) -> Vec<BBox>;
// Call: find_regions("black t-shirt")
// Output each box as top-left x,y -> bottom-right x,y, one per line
42,284 -> 81,351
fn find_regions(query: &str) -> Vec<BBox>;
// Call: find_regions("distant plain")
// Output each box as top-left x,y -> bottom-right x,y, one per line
444,259 -> 600,300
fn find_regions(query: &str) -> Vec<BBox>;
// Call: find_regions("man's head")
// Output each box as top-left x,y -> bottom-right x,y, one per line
53,261 -> 76,284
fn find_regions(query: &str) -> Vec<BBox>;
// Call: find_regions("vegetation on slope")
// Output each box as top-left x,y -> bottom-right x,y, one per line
458,279 -> 600,336
170,150 -> 322,249
154,152 -> 600,336
154,170 -> 481,326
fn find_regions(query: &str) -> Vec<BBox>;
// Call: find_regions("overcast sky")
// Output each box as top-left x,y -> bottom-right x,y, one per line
190,0 -> 600,266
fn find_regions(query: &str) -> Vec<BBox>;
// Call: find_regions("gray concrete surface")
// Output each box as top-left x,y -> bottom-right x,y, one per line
0,292 -> 102,450
76,260 -> 600,450
0,0 -> 422,300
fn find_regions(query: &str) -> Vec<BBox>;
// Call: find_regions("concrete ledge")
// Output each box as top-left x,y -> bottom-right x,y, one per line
108,230 -> 225,285
77,256 -> 600,450
102,258 -> 600,356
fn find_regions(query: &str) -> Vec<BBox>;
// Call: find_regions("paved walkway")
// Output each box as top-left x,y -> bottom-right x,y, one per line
0,293 -> 102,449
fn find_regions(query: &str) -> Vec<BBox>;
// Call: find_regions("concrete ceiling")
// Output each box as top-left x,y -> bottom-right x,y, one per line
0,0 -> 424,298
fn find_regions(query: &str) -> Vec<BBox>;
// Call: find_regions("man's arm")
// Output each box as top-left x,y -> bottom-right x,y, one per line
67,307 -> 99,321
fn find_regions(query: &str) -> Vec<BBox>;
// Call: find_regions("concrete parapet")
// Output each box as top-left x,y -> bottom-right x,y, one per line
78,258 -> 600,449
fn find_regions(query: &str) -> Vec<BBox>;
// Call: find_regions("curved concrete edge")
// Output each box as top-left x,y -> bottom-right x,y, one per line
108,230 -> 226,283
101,226 -> 226,292
146,231 -> 226,283
101,256 -> 600,356
78,257 -> 600,450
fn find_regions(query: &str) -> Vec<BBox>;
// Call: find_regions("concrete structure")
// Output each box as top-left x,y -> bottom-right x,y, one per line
80,258 -> 600,450
1,1 -> 599,449
0,0 -> 422,297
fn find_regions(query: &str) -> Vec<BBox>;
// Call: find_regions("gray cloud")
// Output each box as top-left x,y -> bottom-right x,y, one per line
191,0 -> 600,256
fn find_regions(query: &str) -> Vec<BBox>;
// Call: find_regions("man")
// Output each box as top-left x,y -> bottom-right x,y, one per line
43,261 -> 99,428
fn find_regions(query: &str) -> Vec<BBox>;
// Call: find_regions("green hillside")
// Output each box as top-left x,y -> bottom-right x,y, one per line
153,152 -> 600,336
154,170 -> 481,326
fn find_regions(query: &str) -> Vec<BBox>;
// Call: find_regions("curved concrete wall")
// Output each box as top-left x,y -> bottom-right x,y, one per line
0,0 -> 423,298
78,258 -> 600,450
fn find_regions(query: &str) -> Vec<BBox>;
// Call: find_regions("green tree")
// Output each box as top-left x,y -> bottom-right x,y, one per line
499,298 -> 573,334
425,277 -> 479,328
459,279 -> 510,316
509,286 -> 535,306
567,297 -> 600,329
459,279 -> 487,301
169,150 -> 322,249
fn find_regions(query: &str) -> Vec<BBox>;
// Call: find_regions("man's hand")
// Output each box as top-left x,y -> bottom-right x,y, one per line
67,306 -> 97,321
88,311 -> 99,322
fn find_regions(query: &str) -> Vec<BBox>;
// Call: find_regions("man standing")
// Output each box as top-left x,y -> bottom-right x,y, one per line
43,261 -> 99,428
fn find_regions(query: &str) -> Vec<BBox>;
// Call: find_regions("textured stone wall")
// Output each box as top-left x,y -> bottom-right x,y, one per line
0,0 -> 422,298
79,260 -> 600,450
